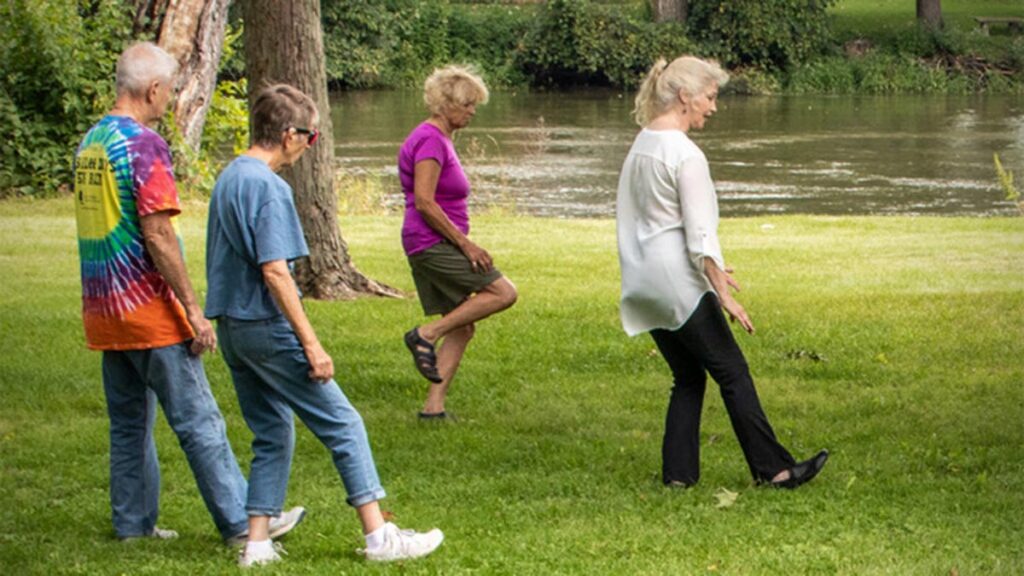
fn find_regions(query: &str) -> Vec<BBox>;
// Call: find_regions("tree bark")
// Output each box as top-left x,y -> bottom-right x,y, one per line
242,0 -> 400,300
652,0 -> 687,24
916,0 -> 943,30
131,0 -> 231,151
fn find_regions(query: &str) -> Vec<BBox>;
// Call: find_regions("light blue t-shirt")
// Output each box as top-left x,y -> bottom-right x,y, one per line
204,155 -> 309,320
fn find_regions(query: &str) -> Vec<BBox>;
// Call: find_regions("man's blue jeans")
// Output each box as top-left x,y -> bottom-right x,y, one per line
216,315 -> 386,516
102,343 -> 249,539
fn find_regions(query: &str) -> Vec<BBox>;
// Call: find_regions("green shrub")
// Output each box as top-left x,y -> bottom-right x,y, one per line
786,57 -> 857,94
0,0 -> 132,197
686,0 -> 836,71
322,0 -> 530,88
722,67 -> 783,95
855,53 -> 949,93
515,0 -> 697,88
169,78 -> 250,198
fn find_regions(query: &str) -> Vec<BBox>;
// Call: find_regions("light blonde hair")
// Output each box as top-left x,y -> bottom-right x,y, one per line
632,56 -> 729,127
423,65 -> 489,116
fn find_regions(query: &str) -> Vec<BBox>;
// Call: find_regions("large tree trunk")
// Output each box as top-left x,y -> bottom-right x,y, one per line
652,0 -> 687,24
916,0 -> 943,30
131,0 -> 231,151
242,0 -> 399,299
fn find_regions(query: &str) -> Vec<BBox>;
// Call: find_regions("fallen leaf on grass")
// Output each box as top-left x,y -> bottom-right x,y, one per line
714,487 -> 738,509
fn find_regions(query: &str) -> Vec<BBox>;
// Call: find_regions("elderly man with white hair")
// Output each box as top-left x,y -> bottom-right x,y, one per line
73,42 -> 303,545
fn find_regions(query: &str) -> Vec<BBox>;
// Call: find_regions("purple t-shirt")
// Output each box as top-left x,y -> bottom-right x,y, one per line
399,122 -> 471,255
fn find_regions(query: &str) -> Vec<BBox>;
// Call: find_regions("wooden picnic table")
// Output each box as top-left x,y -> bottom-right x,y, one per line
974,16 -> 1024,35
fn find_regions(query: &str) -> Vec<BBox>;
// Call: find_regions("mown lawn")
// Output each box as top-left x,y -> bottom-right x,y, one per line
832,0 -> 1024,43
1,198 -> 1022,574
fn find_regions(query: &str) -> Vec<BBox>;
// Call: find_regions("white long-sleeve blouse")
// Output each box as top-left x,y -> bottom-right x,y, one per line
616,129 -> 725,337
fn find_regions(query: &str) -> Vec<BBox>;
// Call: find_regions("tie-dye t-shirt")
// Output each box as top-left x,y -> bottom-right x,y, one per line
74,115 -> 192,350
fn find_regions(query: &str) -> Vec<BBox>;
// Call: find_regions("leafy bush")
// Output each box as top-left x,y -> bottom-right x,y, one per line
686,0 -> 836,71
515,0 -> 697,88
0,0 -> 132,197
321,0 -> 530,88
787,57 -> 857,94
170,79 -> 250,197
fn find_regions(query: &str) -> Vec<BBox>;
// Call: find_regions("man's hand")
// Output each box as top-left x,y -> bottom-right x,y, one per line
304,341 -> 334,383
186,309 -> 217,355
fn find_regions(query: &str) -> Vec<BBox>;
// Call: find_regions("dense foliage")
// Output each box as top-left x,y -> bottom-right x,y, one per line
321,0 -> 532,88
2,0 -> 1022,197
0,0 -> 132,197
515,0 -> 696,87
687,0 -> 837,70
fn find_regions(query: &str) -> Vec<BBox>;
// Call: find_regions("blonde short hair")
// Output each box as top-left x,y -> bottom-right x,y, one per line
423,65 -> 489,116
633,56 -> 729,127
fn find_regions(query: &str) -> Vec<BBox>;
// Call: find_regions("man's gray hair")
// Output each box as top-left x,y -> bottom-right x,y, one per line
115,42 -> 179,96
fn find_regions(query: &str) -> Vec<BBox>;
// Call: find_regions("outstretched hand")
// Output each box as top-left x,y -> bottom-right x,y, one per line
720,294 -> 754,334
705,262 -> 755,334
723,266 -> 742,293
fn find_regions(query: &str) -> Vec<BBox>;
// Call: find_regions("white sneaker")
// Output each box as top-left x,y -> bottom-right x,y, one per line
238,541 -> 286,568
225,506 -> 307,546
359,522 -> 444,562
119,526 -> 179,541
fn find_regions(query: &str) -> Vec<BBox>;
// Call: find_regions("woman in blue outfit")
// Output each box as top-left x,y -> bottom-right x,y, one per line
205,84 -> 444,567
616,56 -> 829,489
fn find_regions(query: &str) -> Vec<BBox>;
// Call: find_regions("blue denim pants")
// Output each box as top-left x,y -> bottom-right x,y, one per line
102,343 -> 249,539
216,315 -> 386,516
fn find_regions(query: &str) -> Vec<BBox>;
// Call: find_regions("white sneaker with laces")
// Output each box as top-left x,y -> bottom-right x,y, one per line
225,506 -> 307,546
238,541 -> 286,568
119,526 -> 179,541
360,522 -> 444,562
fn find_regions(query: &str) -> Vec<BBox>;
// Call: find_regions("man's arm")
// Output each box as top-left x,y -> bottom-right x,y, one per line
261,259 -> 333,382
139,211 -> 217,355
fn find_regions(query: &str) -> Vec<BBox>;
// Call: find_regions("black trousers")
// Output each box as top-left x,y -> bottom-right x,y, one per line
650,292 -> 795,485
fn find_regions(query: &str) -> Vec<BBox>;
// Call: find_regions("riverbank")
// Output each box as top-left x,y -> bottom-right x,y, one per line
2,199 -> 1022,574
307,0 -> 1024,94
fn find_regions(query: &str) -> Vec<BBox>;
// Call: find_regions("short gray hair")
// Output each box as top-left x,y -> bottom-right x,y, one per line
115,42 -> 179,97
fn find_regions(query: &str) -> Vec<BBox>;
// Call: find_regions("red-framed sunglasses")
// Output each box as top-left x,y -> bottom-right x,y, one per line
292,127 -> 319,146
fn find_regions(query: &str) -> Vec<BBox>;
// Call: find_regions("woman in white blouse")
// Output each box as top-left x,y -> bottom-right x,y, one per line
616,55 -> 828,489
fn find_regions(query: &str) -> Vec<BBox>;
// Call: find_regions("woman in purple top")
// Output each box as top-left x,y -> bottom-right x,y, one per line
399,65 -> 518,419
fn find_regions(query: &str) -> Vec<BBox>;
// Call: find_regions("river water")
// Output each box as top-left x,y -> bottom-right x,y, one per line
331,90 -> 1024,217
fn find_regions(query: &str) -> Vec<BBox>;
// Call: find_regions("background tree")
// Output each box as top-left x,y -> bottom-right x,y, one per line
916,0 -> 943,30
242,0 -> 399,299
652,0 -> 688,24
132,0 -> 231,151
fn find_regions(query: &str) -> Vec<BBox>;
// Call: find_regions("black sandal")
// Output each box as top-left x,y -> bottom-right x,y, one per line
404,327 -> 442,383
417,411 -> 454,421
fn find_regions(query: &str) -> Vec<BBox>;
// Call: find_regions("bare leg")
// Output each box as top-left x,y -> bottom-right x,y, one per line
356,500 -> 385,534
422,324 -> 474,414
247,515 -> 270,542
418,277 -> 516,344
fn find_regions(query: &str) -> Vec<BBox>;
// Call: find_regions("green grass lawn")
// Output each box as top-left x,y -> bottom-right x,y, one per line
1,198 -> 1022,574
832,0 -> 1024,44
